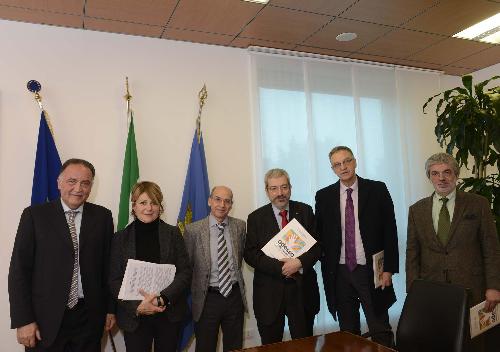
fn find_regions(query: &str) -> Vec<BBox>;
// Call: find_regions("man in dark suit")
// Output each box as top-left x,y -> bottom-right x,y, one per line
9,158 -> 115,351
315,146 -> 398,347
407,152 -> 500,352
244,168 -> 320,345
184,186 -> 247,352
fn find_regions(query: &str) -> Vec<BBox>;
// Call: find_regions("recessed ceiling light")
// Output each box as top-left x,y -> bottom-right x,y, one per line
453,13 -> 500,44
242,0 -> 269,3
336,32 -> 357,42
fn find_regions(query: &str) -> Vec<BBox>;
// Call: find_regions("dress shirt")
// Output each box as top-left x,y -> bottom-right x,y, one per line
208,214 -> 236,287
339,179 -> 367,265
432,188 -> 456,234
272,204 -> 290,230
61,199 -> 84,298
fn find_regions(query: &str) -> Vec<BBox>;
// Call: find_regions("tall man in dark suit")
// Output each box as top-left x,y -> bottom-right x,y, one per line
9,158 -> 115,351
316,146 -> 398,347
245,168 -> 320,345
407,152 -> 500,351
184,186 -> 247,352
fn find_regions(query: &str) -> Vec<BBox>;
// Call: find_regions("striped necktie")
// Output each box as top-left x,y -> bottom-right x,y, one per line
216,223 -> 232,297
66,210 -> 79,308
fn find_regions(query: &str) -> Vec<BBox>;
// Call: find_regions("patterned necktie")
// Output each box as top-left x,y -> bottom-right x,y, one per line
345,188 -> 357,271
279,209 -> 288,229
216,223 -> 231,297
66,210 -> 79,308
437,197 -> 450,246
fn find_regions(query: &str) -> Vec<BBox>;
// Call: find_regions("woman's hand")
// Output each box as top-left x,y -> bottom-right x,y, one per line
136,289 -> 166,316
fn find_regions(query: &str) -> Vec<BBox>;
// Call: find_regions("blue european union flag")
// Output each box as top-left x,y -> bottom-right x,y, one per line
177,130 -> 210,351
31,111 -> 62,205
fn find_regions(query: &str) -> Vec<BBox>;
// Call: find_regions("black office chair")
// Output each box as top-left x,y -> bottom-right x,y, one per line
396,279 -> 469,352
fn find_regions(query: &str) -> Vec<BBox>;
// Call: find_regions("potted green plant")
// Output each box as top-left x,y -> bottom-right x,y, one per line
423,75 -> 500,234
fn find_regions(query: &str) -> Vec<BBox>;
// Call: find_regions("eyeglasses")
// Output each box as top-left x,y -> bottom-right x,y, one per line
267,184 -> 290,193
331,158 -> 354,170
430,169 -> 454,179
211,196 -> 233,206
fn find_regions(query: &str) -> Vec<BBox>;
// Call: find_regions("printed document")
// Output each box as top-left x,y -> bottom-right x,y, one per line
470,300 -> 499,338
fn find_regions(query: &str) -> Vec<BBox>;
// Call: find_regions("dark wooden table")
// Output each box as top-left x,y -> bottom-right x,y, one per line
238,331 -> 396,352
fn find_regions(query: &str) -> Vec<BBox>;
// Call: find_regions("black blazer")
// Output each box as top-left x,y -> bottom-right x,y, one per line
8,199 -> 114,348
315,176 -> 399,318
244,200 -> 321,325
109,220 -> 191,332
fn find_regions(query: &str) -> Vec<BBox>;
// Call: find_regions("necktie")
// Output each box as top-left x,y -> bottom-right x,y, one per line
437,197 -> 450,246
345,188 -> 357,271
66,210 -> 79,308
216,223 -> 231,297
279,209 -> 288,229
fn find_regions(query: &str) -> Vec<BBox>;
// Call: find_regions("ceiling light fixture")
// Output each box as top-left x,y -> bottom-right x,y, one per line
453,13 -> 500,44
242,0 -> 269,4
336,32 -> 357,42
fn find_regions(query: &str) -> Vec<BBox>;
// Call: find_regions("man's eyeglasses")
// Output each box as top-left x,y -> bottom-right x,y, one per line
331,158 -> 354,170
267,184 -> 290,193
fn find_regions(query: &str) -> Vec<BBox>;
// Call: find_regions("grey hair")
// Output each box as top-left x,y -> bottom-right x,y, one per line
425,153 -> 460,178
328,146 -> 354,160
264,168 -> 291,189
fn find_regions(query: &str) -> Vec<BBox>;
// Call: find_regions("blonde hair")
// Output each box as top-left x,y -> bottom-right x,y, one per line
130,181 -> 164,216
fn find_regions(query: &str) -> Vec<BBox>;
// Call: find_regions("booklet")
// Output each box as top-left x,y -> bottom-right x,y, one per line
118,259 -> 176,300
372,250 -> 384,288
470,300 -> 499,338
261,218 -> 316,260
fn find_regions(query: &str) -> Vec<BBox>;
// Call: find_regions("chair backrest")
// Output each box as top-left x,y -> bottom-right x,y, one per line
396,279 -> 469,352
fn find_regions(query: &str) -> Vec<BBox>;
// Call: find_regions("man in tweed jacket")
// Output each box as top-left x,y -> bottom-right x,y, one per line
184,186 -> 247,352
407,152 -> 500,351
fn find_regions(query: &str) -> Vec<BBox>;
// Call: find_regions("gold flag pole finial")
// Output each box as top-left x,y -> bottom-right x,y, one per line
124,77 -> 132,116
27,80 -> 56,137
197,84 -> 208,142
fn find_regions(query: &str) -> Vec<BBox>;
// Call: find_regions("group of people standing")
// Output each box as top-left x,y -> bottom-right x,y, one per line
8,145 -> 500,352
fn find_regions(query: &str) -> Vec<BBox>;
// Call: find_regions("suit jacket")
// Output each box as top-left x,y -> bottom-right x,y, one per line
407,190 -> 500,305
184,215 -> 248,322
109,220 -> 192,332
8,199 -> 114,348
315,177 -> 399,318
244,200 -> 321,325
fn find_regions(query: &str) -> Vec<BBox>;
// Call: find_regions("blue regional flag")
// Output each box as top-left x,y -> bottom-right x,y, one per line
177,130 -> 210,351
31,111 -> 62,205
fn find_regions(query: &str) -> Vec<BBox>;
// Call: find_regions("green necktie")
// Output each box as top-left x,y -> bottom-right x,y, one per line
437,197 -> 450,246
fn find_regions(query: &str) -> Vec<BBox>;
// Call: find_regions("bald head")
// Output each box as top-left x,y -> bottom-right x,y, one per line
208,186 -> 234,222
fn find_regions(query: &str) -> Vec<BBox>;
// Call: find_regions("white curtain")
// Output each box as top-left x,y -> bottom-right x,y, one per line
249,50 -> 443,337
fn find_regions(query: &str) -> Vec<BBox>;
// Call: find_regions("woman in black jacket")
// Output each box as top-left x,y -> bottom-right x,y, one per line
109,181 -> 192,352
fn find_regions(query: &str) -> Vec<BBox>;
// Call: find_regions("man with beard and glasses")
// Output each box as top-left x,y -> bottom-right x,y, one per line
244,168 -> 320,344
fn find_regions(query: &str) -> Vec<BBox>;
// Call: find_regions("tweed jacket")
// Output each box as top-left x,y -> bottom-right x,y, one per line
183,215 -> 247,322
109,220 -> 191,332
406,190 -> 500,305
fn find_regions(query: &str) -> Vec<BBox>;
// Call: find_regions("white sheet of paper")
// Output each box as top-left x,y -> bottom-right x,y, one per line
372,250 -> 384,288
261,218 -> 316,260
470,300 -> 499,338
118,259 -> 176,300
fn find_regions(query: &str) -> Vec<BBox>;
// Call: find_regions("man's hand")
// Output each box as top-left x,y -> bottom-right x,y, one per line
17,322 -> 41,348
280,258 -> 302,277
484,289 -> 500,312
136,289 -> 165,316
380,272 -> 393,290
105,314 -> 116,331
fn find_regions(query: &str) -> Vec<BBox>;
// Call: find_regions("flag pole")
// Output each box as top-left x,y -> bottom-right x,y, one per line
124,76 -> 132,120
27,80 -> 56,137
196,84 -> 208,143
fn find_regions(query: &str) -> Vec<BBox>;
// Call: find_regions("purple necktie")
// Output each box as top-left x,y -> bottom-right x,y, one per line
345,188 -> 357,271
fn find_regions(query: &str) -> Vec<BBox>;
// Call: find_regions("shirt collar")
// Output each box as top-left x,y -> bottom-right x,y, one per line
209,214 -> 227,227
340,177 -> 358,194
433,188 -> 457,201
60,199 -> 84,213
272,203 -> 289,217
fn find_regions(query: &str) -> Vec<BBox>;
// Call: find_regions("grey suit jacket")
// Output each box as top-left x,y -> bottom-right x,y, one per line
407,190 -> 500,305
184,215 -> 248,321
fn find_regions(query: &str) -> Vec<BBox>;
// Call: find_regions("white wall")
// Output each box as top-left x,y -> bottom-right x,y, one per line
0,19 -> 257,351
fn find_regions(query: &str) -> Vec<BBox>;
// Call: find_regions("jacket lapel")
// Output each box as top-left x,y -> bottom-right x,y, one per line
357,176 -> 369,220
199,217 -> 211,270
332,182 -> 341,234
228,217 -> 240,266
447,191 -> 466,246
126,223 -> 137,260
158,222 -> 170,263
51,199 -> 74,252
421,195 -> 442,248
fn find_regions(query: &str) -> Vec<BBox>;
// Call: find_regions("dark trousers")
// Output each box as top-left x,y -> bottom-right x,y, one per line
195,284 -> 244,352
336,264 -> 394,348
123,312 -> 181,352
27,300 -> 101,352
257,279 -> 314,345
